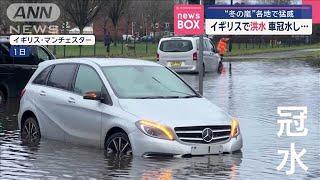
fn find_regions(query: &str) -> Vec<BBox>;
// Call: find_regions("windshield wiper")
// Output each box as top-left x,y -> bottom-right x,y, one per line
151,77 -> 198,97
181,95 -> 198,98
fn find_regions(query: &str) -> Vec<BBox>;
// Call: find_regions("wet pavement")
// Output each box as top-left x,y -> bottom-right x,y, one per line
226,49 -> 320,60
1,59 -> 319,179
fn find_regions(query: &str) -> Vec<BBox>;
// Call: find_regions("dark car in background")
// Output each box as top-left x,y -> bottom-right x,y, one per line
0,37 -> 55,105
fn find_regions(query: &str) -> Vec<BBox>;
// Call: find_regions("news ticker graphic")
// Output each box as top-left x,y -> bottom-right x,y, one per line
10,35 -> 95,45
205,5 -> 312,35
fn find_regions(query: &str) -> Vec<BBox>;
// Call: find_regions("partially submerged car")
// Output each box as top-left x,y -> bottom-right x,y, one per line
157,36 -> 222,73
18,58 -> 242,156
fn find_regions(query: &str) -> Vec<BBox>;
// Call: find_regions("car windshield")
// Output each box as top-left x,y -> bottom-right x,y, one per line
159,40 -> 193,52
102,66 -> 198,99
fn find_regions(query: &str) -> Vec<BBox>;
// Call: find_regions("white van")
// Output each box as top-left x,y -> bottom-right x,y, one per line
157,36 -> 222,73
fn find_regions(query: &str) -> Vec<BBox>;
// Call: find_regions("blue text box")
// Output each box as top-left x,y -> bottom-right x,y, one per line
9,46 -> 30,57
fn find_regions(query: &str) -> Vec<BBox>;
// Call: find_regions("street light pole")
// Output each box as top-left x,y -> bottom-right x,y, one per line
198,0 -> 204,95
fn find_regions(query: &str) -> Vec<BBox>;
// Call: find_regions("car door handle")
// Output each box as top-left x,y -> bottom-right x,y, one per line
40,90 -> 46,96
68,97 -> 75,104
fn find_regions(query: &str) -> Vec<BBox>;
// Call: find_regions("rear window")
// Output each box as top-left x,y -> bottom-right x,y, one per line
33,65 -> 53,85
159,40 -> 193,52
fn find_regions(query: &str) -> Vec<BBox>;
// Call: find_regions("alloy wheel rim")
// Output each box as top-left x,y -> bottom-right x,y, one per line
107,137 -> 132,155
22,120 -> 40,143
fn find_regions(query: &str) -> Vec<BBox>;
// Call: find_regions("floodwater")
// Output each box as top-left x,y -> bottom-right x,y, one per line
1,60 -> 319,179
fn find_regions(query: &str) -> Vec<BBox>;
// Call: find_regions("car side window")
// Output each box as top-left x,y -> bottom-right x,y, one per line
196,39 -> 209,51
74,65 -> 103,95
36,46 -> 50,62
208,40 -> 216,53
0,43 -> 11,64
33,65 -> 53,85
47,64 -> 77,90
206,40 -> 213,52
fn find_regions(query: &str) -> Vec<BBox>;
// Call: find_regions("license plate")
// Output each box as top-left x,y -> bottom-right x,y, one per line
170,61 -> 182,67
191,145 -> 223,155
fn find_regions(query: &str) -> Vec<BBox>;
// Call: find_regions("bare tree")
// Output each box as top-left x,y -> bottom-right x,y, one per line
107,0 -> 128,46
142,0 -> 173,42
101,10 -> 109,37
0,0 -> 11,35
123,1 -> 138,39
58,0 -> 105,34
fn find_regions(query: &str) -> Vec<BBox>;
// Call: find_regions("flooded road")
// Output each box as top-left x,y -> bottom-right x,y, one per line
1,60 -> 319,179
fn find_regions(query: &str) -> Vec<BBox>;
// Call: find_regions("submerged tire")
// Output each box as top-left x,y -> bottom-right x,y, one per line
21,117 -> 41,145
105,132 -> 132,155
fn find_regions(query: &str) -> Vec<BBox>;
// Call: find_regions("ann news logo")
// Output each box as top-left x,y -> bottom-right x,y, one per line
7,3 -> 60,35
7,3 -> 60,22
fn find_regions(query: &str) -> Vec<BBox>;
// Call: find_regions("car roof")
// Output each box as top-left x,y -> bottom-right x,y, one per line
160,36 -> 209,42
0,39 -> 9,43
39,58 -> 162,67
0,36 -> 9,43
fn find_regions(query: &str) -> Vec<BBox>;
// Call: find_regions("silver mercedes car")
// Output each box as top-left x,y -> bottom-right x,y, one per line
18,58 -> 242,157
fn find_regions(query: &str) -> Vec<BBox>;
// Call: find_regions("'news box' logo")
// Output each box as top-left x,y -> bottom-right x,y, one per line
174,4 -> 204,35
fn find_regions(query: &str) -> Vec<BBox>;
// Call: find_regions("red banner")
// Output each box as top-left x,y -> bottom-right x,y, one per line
174,4 -> 204,35
303,0 -> 320,24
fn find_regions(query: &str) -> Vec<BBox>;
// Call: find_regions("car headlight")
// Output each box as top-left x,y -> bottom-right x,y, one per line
230,118 -> 240,137
135,120 -> 175,140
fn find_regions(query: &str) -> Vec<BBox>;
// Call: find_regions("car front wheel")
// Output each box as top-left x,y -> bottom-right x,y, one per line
105,132 -> 132,155
21,117 -> 41,145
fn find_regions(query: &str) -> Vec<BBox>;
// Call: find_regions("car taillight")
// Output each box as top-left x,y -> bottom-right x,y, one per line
20,89 -> 26,98
193,52 -> 198,61
156,53 -> 159,61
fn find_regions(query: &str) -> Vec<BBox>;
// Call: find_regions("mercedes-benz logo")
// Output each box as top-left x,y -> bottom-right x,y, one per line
202,128 -> 214,142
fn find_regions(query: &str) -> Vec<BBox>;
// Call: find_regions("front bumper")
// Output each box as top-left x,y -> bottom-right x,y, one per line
129,130 -> 243,157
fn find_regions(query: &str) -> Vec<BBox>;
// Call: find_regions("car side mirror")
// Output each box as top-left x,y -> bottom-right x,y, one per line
83,91 -> 103,101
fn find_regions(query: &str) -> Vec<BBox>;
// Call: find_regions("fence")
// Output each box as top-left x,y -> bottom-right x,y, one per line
48,36 -> 314,59
48,40 -> 158,59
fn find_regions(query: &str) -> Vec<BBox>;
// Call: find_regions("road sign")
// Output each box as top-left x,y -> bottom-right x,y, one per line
205,5 -> 312,35
174,4 -> 204,35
